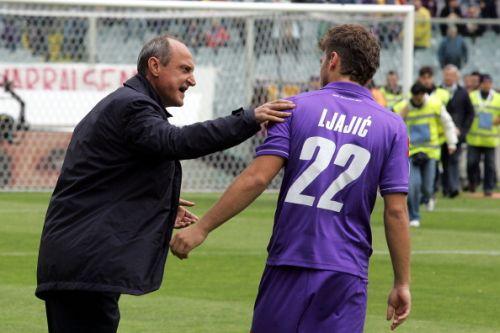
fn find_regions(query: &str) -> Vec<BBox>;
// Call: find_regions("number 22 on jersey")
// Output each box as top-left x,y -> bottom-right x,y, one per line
284,136 -> 371,212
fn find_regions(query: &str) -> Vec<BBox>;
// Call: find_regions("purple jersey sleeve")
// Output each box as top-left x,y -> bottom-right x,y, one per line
255,115 -> 292,159
378,118 -> 409,195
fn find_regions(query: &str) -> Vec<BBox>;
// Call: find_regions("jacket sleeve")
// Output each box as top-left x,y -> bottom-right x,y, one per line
439,106 -> 458,148
123,99 -> 261,160
461,90 -> 475,140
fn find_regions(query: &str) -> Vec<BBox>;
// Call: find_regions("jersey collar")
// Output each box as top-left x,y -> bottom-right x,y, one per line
321,81 -> 373,100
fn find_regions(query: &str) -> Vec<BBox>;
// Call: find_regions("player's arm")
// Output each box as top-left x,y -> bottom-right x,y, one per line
169,155 -> 285,259
383,193 -> 411,331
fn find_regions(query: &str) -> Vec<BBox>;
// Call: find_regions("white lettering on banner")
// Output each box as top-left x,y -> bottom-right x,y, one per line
318,108 -> 371,138
0,63 -> 216,129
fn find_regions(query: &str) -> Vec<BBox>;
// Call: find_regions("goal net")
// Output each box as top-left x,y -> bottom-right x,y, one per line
0,0 -> 413,191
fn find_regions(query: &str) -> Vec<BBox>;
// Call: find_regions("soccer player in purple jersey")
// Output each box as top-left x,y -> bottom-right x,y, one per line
170,24 -> 411,332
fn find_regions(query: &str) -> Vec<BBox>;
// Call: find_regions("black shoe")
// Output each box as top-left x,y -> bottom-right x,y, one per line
449,190 -> 459,198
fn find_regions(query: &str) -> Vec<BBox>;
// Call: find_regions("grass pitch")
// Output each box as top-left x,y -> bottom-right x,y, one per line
0,192 -> 499,332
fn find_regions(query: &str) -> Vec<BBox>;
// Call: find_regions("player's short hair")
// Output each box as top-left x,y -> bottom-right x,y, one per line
137,34 -> 181,77
319,24 -> 380,86
418,66 -> 434,77
411,82 -> 427,95
387,70 -> 398,76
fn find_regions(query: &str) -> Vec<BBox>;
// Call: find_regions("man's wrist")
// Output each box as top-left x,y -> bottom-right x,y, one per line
393,281 -> 410,288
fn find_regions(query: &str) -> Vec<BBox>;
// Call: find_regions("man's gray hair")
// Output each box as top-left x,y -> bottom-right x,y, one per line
137,34 -> 179,77
443,64 -> 460,75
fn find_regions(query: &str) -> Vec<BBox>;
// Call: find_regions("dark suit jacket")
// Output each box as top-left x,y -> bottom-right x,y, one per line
445,85 -> 474,143
36,74 -> 260,298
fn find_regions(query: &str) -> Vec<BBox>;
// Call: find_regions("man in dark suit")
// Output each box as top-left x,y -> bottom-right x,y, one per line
36,35 -> 294,333
440,64 -> 474,197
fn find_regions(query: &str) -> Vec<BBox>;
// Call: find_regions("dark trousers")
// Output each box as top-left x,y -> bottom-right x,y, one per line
441,143 -> 462,196
467,145 -> 496,193
44,291 -> 121,333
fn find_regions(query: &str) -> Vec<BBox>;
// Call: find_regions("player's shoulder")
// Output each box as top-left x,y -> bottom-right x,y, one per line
286,89 -> 330,104
369,100 -> 405,127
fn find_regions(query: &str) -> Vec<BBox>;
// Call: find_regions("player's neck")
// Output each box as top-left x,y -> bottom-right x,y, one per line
327,74 -> 360,86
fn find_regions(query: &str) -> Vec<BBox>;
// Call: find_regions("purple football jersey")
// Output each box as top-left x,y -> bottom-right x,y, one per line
256,82 -> 409,279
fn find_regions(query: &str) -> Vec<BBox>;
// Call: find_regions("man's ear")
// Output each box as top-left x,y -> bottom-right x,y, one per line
147,57 -> 160,78
329,51 -> 340,71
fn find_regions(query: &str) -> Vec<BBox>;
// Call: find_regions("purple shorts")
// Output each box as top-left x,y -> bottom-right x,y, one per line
251,265 -> 367,333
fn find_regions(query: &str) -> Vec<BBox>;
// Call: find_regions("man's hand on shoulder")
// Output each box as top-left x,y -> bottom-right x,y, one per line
253,99 -> 294,124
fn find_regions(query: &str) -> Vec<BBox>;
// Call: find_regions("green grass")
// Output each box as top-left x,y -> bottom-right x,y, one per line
1,192 -> 499,332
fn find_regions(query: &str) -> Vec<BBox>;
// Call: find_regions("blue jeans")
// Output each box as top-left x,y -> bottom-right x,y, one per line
408,156 -> 437,221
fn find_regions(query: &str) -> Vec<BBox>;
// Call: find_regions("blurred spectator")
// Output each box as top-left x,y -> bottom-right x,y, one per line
272,19 -> 300,59
440,64 -> 475,197
438,25 -> 468,69
479,0 -> 500,33
464,4 -> 486,40
366,80 -> 387,107
417,66 -> 452,208
205,19 -> 230,54
381,71 -> 404,110
418,66 -> 451,106
414,0 -> 432,50
466,74 -> 500,196
464,71 -> 481,92
421,0 -> 438,17
183,20 -> 202,55
439,0 -> 466,36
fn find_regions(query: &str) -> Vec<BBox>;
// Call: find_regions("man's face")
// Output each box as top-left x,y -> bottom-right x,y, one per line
155,40 -> 196,107
480,79 -> 493,93
443,69 -> 458,87
411,93 -> 425,106
387,74 -> 398,88
419,74 -> 434,89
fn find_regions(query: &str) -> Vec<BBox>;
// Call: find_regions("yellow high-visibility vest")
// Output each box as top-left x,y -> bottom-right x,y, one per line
466,90 -> 500,148
380,86 -> 404,110
432,88 -> 451,145
395,97 -> 443,160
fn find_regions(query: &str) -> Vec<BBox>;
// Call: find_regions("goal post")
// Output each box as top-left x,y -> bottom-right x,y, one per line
0,0 -> 414,191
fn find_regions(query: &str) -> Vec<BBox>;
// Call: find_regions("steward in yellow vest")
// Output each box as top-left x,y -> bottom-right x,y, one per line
466,88 -> 500,148
394,86 -> 457,160
380,71 -> 404,110
394,82 -> 458,226
465,74 -> 500,196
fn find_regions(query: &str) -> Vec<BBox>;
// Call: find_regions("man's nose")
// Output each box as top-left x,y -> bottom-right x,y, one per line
188,75 -> 196,87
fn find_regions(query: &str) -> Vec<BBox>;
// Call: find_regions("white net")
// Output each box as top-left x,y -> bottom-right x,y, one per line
0,2 -> 415,191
